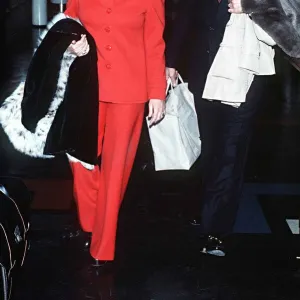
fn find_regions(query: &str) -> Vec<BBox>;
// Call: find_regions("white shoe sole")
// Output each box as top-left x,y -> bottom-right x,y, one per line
201,247 -> 226,257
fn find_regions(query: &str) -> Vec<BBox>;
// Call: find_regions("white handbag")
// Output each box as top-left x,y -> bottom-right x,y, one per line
147,74 -> 201,171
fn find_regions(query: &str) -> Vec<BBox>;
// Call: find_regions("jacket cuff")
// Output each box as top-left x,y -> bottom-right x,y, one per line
165,54 -> 177,70
148,87 -> 166,101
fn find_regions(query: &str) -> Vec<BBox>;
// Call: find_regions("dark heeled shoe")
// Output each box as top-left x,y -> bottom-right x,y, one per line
92,259 -> 108,267
92,260 -> 114,276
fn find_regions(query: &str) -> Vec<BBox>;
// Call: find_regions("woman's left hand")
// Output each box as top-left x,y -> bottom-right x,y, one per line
148,99 -> 166,126
228,0 -> 243,14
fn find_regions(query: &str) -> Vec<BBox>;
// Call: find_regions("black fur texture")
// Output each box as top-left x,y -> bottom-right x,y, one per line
22,19 -> 99,165
242,0 -> 300,59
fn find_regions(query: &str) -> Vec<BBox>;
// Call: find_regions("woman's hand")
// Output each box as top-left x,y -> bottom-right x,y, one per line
148,99 -> 166,126
68,34 -> 90,57
166,67 -> 178,86
228,0 -> 243,14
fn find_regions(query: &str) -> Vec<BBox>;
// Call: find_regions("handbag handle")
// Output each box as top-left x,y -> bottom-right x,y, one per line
166,73 -> 186,95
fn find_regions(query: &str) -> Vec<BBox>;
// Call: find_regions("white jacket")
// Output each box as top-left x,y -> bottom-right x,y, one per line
202,14 -> 276,107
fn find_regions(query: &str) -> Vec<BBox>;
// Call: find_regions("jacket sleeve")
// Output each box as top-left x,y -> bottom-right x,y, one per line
165,0 -> 195,68
241,0 -> 300,58
144,0 -> 167,101
64,0 -> 78,18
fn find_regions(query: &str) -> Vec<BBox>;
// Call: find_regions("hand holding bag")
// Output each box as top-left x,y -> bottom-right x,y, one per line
147,74 -> 201,171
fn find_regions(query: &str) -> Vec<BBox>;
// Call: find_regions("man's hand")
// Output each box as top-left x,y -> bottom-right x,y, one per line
166,67 -> 178,86
228,0 -> 243,14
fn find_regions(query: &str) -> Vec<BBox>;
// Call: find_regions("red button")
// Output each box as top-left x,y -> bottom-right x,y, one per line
104,26 -> 111,33
106,64 -> 112,69
106,8 -> 112,14
105,45 -> 112,51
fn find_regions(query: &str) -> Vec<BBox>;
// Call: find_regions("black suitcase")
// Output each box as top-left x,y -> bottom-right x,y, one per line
0,177 -> 31,300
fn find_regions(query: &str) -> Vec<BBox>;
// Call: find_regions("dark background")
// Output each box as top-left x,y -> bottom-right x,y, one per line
0,2 -> 299,299
0,0 -> 299,217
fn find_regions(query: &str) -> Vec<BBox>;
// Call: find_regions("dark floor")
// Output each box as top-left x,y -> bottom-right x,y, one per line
1,2 -> 300,300
11,207 -> 300,300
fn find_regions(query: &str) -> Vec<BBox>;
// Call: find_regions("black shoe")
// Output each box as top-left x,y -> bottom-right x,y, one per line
92,259 -> 109,267
201,235 -> 225,257
92,260 -> 114,276
189,217 -> 201,226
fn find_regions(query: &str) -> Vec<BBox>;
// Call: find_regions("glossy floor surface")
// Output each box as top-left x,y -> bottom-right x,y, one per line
11,210 -> 300,300
1,2 -> 300,300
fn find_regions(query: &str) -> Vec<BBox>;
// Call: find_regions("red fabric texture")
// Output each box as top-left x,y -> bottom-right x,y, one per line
70,102 -> 145,260
65,0 -> 166,103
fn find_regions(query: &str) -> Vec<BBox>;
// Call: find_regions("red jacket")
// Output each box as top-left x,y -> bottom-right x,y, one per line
65,0 -> 166,103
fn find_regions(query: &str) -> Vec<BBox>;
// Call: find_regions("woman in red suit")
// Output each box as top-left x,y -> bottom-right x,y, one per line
64,0 -> 166,265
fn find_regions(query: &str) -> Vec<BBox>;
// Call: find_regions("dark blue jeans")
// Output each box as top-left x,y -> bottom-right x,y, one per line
194,77 -> 268,236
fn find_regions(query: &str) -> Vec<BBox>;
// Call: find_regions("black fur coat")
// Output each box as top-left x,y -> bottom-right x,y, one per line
242,0 -> 300,66
0,14 -> 99,168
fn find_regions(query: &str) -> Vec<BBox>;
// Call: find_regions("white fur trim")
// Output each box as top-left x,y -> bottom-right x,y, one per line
0,52 -> 94,170
0,13 -> 94,169
0,51 -> 75,157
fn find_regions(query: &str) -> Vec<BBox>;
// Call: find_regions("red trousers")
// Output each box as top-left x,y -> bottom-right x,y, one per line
70,102 -> 145,260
